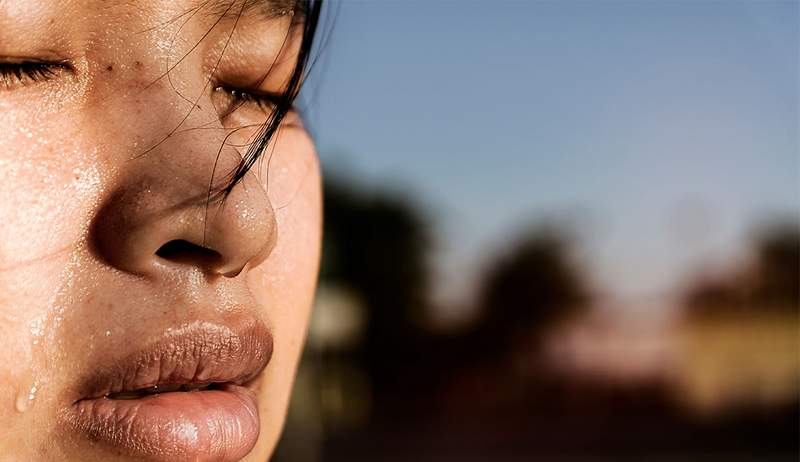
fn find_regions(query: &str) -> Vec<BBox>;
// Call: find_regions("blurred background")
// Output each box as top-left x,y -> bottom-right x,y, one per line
275,1 -> 799,460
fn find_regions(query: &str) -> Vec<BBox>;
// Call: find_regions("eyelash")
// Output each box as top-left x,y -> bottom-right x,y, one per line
0,61 -> 69,88
0,61 -> 285,115
213,86 -> 283,115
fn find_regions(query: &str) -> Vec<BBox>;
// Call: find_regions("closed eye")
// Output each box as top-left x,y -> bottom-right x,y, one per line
213,85 -> 294,117
214,85 -> 296,125
0,60 -> 70,89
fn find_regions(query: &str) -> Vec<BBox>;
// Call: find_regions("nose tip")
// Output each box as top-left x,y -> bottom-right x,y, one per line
92,175 -> 276,279
193,192 -> 277,277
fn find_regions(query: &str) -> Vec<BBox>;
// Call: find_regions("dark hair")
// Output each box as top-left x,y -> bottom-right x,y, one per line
216,0 -> 323,198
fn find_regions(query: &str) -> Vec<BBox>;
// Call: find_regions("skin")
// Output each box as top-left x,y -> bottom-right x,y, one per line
0,0 -> 321,460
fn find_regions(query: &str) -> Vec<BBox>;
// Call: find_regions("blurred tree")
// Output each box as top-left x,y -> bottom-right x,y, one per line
684,278 -> 744,313
685,222 -> 799,315
320,177 -> 433,400
473,229 -> 590,354
752,224 -> 799,307
423,227 -> 592,416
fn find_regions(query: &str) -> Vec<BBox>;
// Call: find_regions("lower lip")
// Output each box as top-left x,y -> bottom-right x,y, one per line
66,384 -> 260,462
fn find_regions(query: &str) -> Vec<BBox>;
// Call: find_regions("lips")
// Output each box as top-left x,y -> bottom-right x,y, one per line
62,320 -> 272,462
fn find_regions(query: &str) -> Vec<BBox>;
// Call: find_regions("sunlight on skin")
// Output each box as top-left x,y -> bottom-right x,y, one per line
0,1 -> 320,460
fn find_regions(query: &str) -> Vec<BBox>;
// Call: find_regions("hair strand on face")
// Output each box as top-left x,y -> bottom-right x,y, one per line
213,0 -> 322,201
202,0 -> 323,246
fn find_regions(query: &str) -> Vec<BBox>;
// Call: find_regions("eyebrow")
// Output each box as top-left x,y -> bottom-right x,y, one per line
204,0 -> 305,22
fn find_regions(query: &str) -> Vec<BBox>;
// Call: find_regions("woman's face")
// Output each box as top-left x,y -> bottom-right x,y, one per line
0,1 -> 321,461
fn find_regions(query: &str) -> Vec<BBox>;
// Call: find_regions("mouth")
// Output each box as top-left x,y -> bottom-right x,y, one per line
62,320 -> 272,462
105,381 -> 224,399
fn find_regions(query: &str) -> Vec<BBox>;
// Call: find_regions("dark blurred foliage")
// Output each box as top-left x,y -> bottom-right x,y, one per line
421,229 -> 593,419
320,178 -> 434,408
274,177 -> 799,462
321,180 -> 431,312
753,224 -> 800,307
321,177 -> 595,417
685,222 -> 799,316
475,230 -> 589,350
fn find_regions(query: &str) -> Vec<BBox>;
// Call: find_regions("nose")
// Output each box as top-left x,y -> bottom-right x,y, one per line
85,36 -> 279,280
93,170 -> 276,278
89,90 -> 277,279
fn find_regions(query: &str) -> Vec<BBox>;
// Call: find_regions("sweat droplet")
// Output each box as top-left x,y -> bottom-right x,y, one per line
14,393 -> 27,413
14,382 -> 38,413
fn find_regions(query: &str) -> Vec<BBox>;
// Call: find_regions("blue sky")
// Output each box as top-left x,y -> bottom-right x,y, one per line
300,0 -> 798,312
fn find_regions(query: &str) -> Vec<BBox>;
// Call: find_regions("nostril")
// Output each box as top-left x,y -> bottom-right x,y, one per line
155,239 -> 222,269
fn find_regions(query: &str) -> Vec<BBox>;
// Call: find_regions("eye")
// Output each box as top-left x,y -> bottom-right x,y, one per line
213,86 -> 287,117
0,60 -> 69,89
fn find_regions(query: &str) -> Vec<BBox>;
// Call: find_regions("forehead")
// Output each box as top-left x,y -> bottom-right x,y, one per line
0,0 -> 304,53
0,0 -> 303,22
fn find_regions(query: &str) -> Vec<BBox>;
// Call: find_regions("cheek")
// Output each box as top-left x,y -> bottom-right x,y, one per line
0,108 -> 101,267
0,109 -> 97,451
245,129 -> 321,452
0,112 -> 98,323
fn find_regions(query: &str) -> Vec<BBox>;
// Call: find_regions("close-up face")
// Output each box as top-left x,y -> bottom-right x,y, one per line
0,0 -> 321,461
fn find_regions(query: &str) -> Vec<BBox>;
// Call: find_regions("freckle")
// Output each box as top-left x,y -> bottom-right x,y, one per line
106,64 -> 114,71
134,61 -> 143,68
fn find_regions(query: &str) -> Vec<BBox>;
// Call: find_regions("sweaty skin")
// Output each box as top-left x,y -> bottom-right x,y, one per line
0,1 -> 321,460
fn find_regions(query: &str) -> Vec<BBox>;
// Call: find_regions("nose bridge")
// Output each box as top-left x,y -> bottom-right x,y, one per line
84,4 -> 209,147
105,68 -> 214,160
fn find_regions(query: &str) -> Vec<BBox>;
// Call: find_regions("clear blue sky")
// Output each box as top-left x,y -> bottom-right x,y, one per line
300,0 -> 798,311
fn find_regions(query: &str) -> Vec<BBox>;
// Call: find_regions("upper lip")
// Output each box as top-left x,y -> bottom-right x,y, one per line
74,319 -> 273,402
